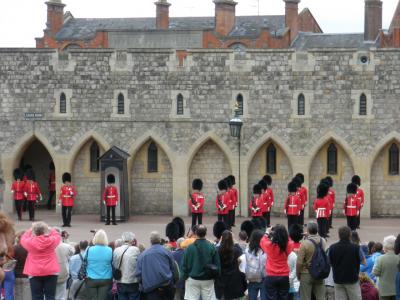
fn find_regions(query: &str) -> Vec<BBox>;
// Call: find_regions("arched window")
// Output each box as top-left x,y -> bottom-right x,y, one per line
60,93 -> 67,114
177,94 -> 184,115
90,142 -> 100,172
327,143 -> 337,175
236,94 -> 244,116
266,144 -> 277,174
147,142 -> 158,173
359,93 -> 367,116
117,93 -> 125,114
389,143 -> 399,175
298,93 -> 305,115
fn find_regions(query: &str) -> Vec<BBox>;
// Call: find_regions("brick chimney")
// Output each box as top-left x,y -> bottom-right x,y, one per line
214,0 -> 237,36
155,0 -> 171,30
364,0 -> 382,41
45,0 -> 66,37
284,0 -> 300,42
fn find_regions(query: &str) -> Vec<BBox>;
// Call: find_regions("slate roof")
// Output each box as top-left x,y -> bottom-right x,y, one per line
55,15 -> 286,41
292,32 -> 377,50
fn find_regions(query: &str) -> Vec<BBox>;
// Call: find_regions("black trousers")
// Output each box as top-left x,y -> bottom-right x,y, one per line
47,191 -> 55,209
264,276 -> 289,300
191,213 -> 203,228
15,200 -> 23,220
218,214 -> 230,230
106,206 -> 116,224
328,213 -> 333,228
287,215 -> 298,230
62,206 -> 72,226
228,209 -> 235,227
356,214 -> 361,228
317,218 -> 328,238
347,216 -> 357,231
144,283 -> 175,300
28,201 -> 35,221
263,211 -> 271,227
30,275 -> 58,300
299,209 -> 305,226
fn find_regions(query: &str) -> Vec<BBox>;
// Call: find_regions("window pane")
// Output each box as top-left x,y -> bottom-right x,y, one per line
389,143 -> 399,175
236,94 -> 244,116
327,143 -> 337,175
177,94 -> 184,115
90,142 -> 100,172
266,144 -> 277,174
60,93 -> 67,114
148,142 -> 158,173
298,94 -> 305,115
117,93 -> 124,115
359,94 -> 367,116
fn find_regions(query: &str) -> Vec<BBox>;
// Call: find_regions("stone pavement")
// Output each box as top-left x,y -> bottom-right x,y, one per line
12,211 -> 400,247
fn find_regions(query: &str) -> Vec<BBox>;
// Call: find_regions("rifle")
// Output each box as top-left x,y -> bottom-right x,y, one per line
216,188 -> 226,211
251,194 -> 260,213
189,193 -> 199,211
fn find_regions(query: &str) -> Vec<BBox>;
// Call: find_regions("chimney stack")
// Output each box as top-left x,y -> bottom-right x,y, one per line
214,0 -> 237,36
283,0 -> 300,42
364,0 -> 382,41
155,0 -> 171,30
45,0 -> 65,37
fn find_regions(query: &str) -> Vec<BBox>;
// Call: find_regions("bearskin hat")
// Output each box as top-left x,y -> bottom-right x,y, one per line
351,175 -> 361,186
292,177 -> 301,188
165,222 -> 179,241
218,179 -> 227,191
347,183 -> 358,194
289,224 -> 304,243
228,175 -> 236,185
225,177 -> 232,188
62,172 -> 71,183
325,176 -> 333,187
253,184 -> 262,195
23,164 -> 32,172
49,162 -> 55,170
192,179 -> 203,191
13,168 -> 23,181
213,221 -> 227,240
295,173 -> 305,184
107,174 -> 115,184
288,181 -> 297,193
258,180 -> 267,190
172,217 -> 185,238
317,183 -> 329,199
26,169 -> 35,181
263,175 -> 272,186
240,220 -> 255,239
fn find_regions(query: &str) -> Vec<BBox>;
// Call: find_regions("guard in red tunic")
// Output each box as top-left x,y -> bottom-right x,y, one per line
284,181 -> 301,229
263,175 -> 274,227
189,178 -> 205,228
58,172 -> 77,227
313,183 -> 330,238
344,183 -> 360,231
103,174 -> 119,225
352,175 -> 364,229
216,179 -> 230,229
249,184 -> 263,222
11,168 -> 25,221
47,162 -> 56,210
22,164 -> 32,212
225,177 -> 236,228
228,175 -> 238,227
295,173 -> 308,226
23,169 -> 42,221
324,176 -> 335,232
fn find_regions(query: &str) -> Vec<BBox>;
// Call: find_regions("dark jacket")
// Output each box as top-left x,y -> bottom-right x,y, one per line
172,248 -> 185,289
328,240 -> 361,284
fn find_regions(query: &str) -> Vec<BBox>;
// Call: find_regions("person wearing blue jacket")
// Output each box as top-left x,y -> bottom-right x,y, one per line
360,243 -> 383,282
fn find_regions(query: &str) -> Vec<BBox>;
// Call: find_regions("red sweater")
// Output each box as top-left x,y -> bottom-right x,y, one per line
260,235 -> 292,276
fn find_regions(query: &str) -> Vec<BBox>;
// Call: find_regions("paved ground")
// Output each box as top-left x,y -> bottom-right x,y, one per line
11,211 -> 400,247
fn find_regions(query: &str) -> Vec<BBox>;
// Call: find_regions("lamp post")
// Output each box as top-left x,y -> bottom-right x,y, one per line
229,105 -> 243,216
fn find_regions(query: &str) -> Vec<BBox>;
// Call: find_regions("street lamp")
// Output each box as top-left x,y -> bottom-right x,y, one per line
229,104 -> 243,215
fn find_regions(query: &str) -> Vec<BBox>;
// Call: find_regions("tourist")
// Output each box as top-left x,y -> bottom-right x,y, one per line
85,229 -> 113,300
113,232 -> 141,300
180,225 -> 198,249
172,237 -> 185,300
54,227 -> 74,300
181,224 -> 220,300
238,230 -> 248,252
372,235 -> 399,300
296,222 -> 326,300
260,224 -> 293,300
394,234 -> 400,300
328,226 -> 365,300
359,273 -> 378,300
361,243 -> 383,282
135,231 -> 176,299
69,240 -> 89,300
14,231 -> 30,300
21,222 -> 61,299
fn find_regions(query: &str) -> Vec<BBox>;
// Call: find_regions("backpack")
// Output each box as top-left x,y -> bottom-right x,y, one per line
245,249 -> 263,282
308,238 -> 330,280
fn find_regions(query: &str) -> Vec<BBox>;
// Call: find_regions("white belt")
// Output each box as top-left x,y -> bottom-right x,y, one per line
62,195 -> 72,198
288,205 -> 297,207
107,195 -> 116,198
347,206 -> 356,208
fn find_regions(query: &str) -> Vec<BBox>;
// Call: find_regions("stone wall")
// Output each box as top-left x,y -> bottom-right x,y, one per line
189,140 -> 232,215
131,140 -> 173,215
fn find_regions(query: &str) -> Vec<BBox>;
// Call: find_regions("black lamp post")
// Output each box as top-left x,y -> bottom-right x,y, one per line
229,105 -> 243,215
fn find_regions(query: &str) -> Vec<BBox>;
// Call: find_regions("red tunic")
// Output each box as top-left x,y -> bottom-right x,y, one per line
226,189 -> 235,211
260,191 -> 268,213
327,188 -> 336,216
215,193 -> 229,215
11,181 -> 25,201
23,181 -> 41,202
48,171 -> 56,192
249,195 -> 263,217
313,197 -> 330,218
344,195 -> 360,217
299,186 -> 308,210
103,185 -> 119,207
284,194 -> 301,216
356,188 -> 365,209
59,185 -> 77,207
188,192 -> 205,214
231,187 -> 238,208
266,188 -> 274,212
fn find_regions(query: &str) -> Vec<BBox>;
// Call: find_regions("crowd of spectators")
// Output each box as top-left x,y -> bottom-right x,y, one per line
0,211 -> 399,300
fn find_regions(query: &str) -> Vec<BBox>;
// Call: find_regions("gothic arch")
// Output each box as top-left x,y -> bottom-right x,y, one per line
369,131 -> 400,166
